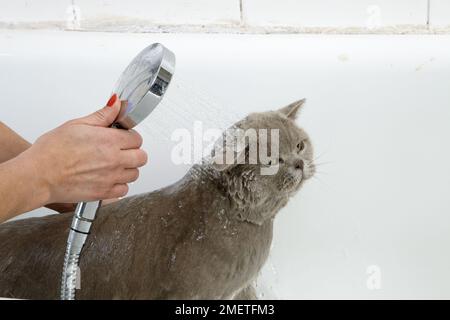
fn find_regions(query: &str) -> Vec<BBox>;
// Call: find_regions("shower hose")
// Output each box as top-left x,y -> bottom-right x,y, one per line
61,201 -> 101,300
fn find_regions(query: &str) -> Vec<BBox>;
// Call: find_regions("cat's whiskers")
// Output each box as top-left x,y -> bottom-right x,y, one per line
311,161 -> 332,167
312,170 -> 329,176
313,151 -> 328,162
311,175 -> 332,188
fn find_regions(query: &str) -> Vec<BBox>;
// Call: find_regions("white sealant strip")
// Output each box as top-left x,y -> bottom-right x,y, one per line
1,20 -> 450,35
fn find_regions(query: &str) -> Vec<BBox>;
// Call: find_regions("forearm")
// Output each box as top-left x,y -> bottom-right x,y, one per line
0,152 -> 50,223
0,122 -> 31,163
0,122 -> 77,213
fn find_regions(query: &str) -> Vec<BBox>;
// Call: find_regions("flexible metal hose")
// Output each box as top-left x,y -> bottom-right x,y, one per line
61,239 -> 80,300
61,201 -> 101,300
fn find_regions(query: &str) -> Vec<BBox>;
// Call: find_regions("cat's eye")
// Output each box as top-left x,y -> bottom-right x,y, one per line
297,141 -> 306,152
279,158 -> 284,164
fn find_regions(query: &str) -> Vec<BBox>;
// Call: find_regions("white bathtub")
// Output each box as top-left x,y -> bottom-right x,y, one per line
1,30 -> 450,299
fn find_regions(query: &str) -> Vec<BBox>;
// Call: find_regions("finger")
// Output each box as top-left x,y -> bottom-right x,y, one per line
107,184 -> 129,199
116,168 -> 140,184
120,149 -> 148,168
75,94 -> 121,127
113,129 -> 143,150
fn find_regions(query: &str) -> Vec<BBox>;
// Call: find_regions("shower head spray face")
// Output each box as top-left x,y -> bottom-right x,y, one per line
113,43 -> 176,129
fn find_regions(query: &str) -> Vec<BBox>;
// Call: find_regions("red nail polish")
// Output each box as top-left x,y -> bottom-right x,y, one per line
107,94 -> 117,107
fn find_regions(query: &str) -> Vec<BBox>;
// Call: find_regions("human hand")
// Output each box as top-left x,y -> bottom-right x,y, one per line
18,94 -> 148,206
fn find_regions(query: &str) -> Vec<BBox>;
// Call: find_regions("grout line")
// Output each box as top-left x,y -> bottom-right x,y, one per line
2,25 -> 450,35
71,0 -> 77,22
1,22 -> 450,35
239,0 -> 244,26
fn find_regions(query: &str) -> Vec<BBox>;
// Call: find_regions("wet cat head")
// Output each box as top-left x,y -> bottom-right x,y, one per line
209,99 -> 315,225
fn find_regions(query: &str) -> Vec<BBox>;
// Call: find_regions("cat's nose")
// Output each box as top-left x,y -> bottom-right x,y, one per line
294,159 -> 304,170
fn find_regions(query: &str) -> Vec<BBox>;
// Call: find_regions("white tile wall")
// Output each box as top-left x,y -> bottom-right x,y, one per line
242,0 -> 428,28
0,0 -> 72,22
0,0 -> 241,25
75,0 -> 241,25
0,0 -> 447,31
429,0 -> 450,27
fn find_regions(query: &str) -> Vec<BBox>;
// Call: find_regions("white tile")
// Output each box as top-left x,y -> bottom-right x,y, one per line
430,0 -> 450,27
0,0 -> 241,26
0,0 -> 72,22
75,0 -> 241,26
242,0 -> 428,28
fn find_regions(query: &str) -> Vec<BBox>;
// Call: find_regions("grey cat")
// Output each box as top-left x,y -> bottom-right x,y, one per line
0,99 -> 314,299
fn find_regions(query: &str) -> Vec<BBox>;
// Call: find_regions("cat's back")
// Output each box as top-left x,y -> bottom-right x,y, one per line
0,213 -> 71,298
0,212 -> 71,257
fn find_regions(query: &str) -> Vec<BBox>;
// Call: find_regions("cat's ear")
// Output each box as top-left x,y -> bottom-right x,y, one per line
278,99 -> 306,120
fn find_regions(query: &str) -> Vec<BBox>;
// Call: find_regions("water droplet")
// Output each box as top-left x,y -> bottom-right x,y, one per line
196,233 -> 205,241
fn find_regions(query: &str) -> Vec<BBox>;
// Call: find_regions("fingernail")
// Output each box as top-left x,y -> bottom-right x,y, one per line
106,93 -> 118,107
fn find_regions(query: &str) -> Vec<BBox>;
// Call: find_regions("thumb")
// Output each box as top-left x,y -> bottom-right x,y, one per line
75,94 -> 121,127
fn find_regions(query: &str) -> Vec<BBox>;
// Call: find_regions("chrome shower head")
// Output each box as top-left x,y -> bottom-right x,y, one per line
114,43 -> 176,129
